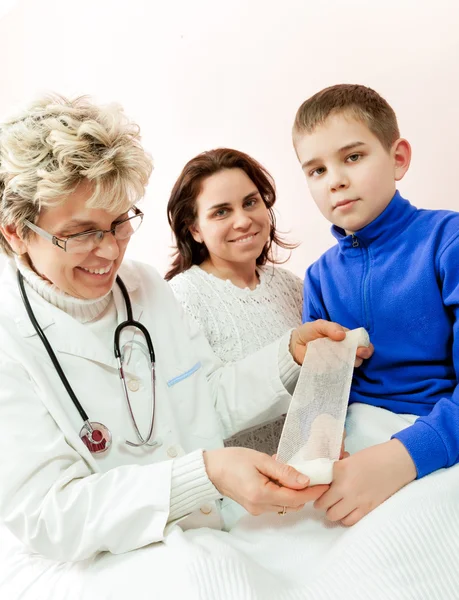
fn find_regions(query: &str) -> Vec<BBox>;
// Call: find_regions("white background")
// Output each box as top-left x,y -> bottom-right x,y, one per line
1,0 -> 458,276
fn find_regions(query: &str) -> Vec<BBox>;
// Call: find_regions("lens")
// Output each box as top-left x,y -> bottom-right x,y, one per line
114,214 -> 143,240
65,232 -> 100,254
64,211 -> 142,253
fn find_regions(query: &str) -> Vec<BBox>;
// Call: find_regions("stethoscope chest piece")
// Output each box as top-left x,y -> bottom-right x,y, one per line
79,421 -> 112,454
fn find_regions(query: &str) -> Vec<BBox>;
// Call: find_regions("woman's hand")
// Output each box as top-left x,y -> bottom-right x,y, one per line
204,447 -> 329,516
289,320 -> 374,366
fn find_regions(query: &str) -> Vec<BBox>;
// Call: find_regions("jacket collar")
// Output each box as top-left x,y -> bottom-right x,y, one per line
331,190 -> 417,254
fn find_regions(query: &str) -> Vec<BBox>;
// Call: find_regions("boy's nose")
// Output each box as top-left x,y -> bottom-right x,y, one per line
329,172 -> 349,193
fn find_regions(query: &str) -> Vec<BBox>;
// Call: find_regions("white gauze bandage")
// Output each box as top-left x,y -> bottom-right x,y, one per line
276,327 -> 370,485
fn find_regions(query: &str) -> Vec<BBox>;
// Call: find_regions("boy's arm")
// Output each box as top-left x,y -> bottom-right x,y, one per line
314,231 -> 459,527
302,263 -> 328,323
392,232 -> 459,478
312,231 -> 459,526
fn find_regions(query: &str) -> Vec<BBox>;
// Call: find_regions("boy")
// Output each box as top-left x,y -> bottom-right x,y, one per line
293,84 -> 459,525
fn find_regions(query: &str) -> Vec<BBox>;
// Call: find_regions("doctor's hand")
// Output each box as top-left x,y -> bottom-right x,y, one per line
289,320 -> 374,366
313,439 -> 417,526
204,447 -> 329,516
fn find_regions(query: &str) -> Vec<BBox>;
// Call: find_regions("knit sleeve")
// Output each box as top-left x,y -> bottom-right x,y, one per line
168,450 -> 221,521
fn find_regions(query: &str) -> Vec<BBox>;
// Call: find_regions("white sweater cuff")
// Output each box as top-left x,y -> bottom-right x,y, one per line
278,330 -> 300,395
169,449 -> 221,522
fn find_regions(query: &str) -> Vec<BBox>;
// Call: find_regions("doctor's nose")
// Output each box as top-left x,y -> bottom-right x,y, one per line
94,232 -> 120,260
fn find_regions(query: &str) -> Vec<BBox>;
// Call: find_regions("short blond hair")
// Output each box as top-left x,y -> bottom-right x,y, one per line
293,84 -> 400,151
0,94 -> 153,256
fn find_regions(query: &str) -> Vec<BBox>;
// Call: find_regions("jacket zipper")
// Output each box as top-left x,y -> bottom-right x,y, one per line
351,235 -> 371,331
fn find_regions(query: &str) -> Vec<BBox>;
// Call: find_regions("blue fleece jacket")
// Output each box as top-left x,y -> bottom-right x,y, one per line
303,191 -> 459,478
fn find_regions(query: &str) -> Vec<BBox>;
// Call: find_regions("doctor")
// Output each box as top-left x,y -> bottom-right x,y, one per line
0,94 -> 371,569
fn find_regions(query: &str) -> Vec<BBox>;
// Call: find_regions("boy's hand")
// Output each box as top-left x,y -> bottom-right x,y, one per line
313,440 -> 416,526
289,320 -> 374,365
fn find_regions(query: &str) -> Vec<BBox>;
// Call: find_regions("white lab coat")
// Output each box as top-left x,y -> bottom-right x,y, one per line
0,259 -> 296,563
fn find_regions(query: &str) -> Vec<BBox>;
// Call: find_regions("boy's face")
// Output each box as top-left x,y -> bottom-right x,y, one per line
295,112 -> 403,234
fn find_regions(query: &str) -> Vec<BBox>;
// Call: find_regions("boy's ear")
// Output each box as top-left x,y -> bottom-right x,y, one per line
392,138 -> 411,182
0,223 -> 28,254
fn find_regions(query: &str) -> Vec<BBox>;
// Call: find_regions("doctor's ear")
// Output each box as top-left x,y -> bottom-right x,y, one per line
0,223 -> 28,255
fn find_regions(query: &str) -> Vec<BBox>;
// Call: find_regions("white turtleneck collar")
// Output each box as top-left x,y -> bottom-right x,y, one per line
15,255 -> 112,324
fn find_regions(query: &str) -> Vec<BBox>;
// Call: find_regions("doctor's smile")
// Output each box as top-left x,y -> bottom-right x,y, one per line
79,264 -> 113,275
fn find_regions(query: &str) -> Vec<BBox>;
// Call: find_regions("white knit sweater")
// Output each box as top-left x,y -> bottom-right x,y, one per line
169,265 -> 303,452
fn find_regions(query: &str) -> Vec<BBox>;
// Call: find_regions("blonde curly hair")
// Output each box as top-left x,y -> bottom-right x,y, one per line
0,94 -> 153,256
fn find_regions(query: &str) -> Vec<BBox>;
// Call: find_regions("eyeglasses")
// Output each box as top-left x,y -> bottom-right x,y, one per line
24,206 -> 144,254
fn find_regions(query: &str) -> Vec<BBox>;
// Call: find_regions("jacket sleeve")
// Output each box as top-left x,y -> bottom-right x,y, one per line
392,232 -> 459,478
302,262 -> 328,324
0,359 -> 218,561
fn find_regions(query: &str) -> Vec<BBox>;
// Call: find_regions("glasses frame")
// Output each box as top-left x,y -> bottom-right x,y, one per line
24,206 -> 144,253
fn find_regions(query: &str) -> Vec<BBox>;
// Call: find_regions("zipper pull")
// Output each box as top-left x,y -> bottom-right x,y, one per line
352,234 -> 359,248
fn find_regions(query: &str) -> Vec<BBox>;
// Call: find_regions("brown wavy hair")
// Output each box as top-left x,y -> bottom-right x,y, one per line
165,148 -> 296,281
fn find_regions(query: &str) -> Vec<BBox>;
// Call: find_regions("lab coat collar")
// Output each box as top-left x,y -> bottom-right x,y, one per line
6,259 -> 145,372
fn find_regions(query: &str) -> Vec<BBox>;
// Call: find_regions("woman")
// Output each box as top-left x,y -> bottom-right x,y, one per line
0,94 -> 369,598
166,148 -> 303,453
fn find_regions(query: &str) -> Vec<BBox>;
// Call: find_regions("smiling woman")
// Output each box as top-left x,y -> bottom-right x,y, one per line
166,149 -> 304,453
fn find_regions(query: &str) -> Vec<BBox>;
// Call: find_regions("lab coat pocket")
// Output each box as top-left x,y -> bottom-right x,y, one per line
167,362 -> 221,441
166,362 -> 202,388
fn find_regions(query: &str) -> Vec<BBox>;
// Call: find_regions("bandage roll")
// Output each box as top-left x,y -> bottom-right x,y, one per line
276,328 -> 370,485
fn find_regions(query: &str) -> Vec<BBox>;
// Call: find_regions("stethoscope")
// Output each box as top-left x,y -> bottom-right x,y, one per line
17,271 -> 158,455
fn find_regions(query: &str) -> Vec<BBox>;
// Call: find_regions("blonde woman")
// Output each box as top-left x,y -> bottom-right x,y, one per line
0,94 -> 369,598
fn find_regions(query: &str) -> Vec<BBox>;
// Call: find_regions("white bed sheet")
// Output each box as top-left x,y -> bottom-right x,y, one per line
2,403 -> 458,600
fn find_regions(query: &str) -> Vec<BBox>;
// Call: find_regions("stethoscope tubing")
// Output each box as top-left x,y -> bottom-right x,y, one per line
17,270 -> 157,452
17,271 -> 90,424
114,277 -> 155,363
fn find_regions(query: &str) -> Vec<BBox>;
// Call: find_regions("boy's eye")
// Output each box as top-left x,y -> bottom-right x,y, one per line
310,167 -> 325,177
346,153 -> 361,163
